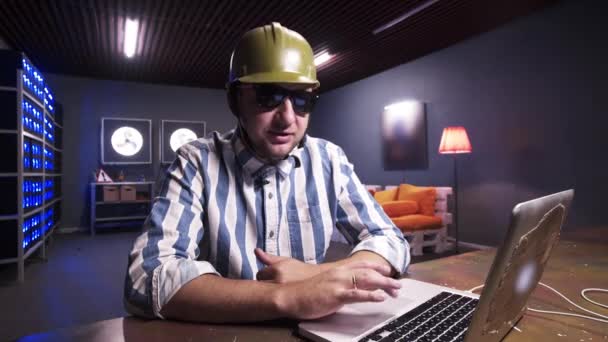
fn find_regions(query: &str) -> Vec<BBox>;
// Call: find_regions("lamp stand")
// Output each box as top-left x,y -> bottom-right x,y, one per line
452,155 -> 459,254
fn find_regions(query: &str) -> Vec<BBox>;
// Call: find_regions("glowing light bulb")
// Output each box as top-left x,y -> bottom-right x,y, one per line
124,18 -> 139,58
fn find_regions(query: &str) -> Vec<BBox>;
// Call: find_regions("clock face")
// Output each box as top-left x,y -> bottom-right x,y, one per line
170,128 -> 197,152
111,126 -> 143,156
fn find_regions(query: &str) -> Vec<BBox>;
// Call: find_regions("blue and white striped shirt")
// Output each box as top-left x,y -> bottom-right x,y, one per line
124,129 -> 409,318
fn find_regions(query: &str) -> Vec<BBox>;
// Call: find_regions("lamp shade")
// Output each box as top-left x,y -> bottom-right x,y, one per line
439,126 -> 472,154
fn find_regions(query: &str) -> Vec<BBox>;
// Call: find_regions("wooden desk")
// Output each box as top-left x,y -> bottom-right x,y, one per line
18,228 -> 608,341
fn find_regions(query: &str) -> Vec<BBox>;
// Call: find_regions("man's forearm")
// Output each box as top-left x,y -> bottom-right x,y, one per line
319,250 -> 396,276
254,247 -> 399,284
158,261 -> 402,323
160,274 -> 282,323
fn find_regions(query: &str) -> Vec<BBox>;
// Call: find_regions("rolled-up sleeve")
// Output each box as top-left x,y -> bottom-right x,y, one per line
333,148 -> 410,276
124,143 -> 219,319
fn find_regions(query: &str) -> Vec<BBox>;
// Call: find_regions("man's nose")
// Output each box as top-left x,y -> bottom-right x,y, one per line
275,97 -> 297,126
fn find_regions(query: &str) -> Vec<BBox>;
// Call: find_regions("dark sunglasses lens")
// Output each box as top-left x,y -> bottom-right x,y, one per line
253,85 -> 318,112
292,96 -> 307,108
254,85 -> 284,108
271,94 -> 285,107
291,93 -> 318,113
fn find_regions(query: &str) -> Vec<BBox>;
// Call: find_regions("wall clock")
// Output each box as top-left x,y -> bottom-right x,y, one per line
111,126 -> 143,156
101,118 -> 152,164
169,128 -> 197,152
160,120 -> 206,164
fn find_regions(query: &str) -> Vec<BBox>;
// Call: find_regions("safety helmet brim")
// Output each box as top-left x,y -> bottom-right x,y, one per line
238,71 -> 319,88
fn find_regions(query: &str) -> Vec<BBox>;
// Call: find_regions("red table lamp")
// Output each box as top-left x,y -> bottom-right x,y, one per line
439,126 -> 472,253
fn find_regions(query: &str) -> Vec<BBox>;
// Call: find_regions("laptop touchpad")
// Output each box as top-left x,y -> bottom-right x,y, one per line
311,295 -> 414,337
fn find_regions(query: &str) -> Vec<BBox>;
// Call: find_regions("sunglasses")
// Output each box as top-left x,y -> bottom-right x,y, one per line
249,84 -> 319,113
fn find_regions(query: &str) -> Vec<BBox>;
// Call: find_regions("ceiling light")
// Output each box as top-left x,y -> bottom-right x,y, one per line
124,18 -> 139,58
314,52 -> 332,66
373,0 -> 441,35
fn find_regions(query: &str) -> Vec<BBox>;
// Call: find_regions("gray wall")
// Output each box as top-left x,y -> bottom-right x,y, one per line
309,0 -> 608,246
44,74 -> 235,229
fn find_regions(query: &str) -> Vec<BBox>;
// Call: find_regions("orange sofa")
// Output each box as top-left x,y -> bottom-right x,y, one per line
371,184 -> 453,256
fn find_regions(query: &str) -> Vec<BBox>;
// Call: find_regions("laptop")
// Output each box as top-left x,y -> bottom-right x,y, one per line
299,189 -> 574,342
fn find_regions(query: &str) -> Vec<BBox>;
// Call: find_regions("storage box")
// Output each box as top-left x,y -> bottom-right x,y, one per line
103,186 -> 119,202
120,185 -> 136,201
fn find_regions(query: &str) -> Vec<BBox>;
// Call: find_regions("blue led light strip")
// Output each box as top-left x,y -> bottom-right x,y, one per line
21,58 -> 45,102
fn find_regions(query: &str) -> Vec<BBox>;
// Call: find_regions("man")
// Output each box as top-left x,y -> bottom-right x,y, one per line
124,22 -> 409,322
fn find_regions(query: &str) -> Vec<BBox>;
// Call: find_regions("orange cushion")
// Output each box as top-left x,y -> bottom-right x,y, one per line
392,214 -> 443,231
373,188 -> 398,204
397,184 -> 436,216
381,200 -> 419,218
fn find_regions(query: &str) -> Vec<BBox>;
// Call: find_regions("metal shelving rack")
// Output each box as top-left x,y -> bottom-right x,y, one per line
0,51 -> 63,282
89,181 -> 154,236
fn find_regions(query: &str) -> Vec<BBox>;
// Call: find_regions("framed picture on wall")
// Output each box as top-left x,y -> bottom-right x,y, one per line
382,101 -> 428,170
101,117 -> 152,165
160,120 -> 206,164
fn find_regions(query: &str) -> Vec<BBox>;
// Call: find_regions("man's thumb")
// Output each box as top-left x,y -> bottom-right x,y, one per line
255,248 -> 281,265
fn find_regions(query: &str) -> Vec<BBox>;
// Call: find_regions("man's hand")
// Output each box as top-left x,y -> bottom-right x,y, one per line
273,261 -> 402,320
255,248 -> 322,283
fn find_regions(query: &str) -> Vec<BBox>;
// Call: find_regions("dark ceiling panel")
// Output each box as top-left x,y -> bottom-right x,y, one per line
0,0 -> 558,92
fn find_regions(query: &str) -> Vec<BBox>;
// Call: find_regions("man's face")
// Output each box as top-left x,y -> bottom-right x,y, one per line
237,84 -> 311,162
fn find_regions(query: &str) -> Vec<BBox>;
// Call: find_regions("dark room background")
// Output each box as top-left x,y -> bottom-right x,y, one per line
43,74 -> 236,230
0,36 -> 9,49
2,0 -> 605,246
309,0 -> 608,245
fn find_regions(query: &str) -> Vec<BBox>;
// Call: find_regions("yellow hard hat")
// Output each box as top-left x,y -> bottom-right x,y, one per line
228,22 -> 319,87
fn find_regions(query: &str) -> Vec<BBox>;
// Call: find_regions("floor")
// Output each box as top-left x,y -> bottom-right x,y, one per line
0,229 -> 471,340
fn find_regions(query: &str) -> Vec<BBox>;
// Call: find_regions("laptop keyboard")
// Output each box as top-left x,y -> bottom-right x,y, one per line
358,292 -> 479,342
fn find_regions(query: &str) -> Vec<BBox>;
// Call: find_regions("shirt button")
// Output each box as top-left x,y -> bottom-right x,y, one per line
268,192 -> 273,199
269,230 -> 275,238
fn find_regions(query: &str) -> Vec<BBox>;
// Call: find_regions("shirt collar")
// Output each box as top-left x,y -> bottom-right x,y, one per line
231,128 -> 304,180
